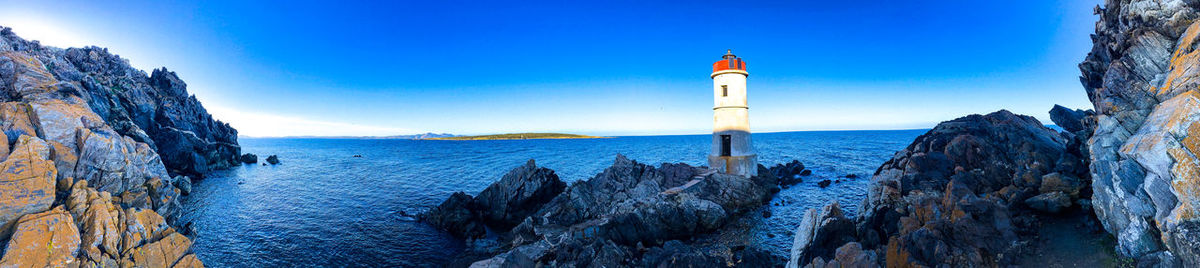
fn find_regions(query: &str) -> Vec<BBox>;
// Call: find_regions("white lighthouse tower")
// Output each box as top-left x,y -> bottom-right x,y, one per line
708,49 -> 757,177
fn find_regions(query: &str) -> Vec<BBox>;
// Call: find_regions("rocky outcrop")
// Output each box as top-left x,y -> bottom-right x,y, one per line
788,110 -> 1092,267
420,159 -> 566,238
0,27 -> 206,266
431,155 -> 781,266
1079,1 -> 1200,265
0,26 -> 239,179
239,153 -> 257,164
266,155 -> 280,165
473,159 -> 565,229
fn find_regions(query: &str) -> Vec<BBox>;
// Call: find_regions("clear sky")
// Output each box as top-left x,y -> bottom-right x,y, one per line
0,0 -> 1101,137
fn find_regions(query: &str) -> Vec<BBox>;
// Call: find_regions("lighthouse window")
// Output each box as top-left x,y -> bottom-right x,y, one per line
721,85 -> 728,97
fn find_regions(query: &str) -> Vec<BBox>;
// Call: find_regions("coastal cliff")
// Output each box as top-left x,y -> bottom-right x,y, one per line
1079,0 -> 1200,265
0,27 -> 239,179
0,27 -> 228,266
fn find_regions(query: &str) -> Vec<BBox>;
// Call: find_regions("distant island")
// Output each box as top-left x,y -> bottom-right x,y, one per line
426,133 -> 608,140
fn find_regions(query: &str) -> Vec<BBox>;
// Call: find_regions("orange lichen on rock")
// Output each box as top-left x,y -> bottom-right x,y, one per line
1157,21 -> 1200,100
0,206 -> 81,267
0,135 -> 58,238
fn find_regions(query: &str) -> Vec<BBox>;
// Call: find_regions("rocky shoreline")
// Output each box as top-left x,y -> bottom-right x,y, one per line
423,155 -> 819,266
0,26 -> 240,266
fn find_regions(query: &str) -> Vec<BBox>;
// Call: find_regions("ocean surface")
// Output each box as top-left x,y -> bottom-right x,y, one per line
178,130 -> 925,267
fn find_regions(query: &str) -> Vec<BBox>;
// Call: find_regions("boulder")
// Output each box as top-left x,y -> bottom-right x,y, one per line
817,180 -> 832,188
266,155 -> 280,165
770,160 -> 807,186
787,202 -> 857,268
1038,172 -> 1083,198
473,159 -> 565,229
173,175 -> 193,195
0,135 -> 56,239
239,153 -> 257,164
1025,191 -> 1072,213
0,207 -> 81,267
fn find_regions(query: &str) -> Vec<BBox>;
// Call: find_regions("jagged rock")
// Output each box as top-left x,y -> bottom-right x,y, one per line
0,206 -> 81,267
787,202 -> 857,268
66,180 -> 122,263
266,155 -> 280,165
1079,1 -> 1200,264
239,153 -> 258,164
422,192 -> 485,238
1050,104 -> 1094,133
1025,191 -> 1072,213
473,159 -> 565,229
442,155 -> 779,266
817,180 -> 832,188
0,135 -> 56,239
0,27 -> 239,179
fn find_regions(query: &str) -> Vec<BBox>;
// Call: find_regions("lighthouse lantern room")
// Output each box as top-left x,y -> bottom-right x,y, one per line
708,50 -> 757,177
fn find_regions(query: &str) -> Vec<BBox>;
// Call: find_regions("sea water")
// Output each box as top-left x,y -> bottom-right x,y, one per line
178,130 -> 924,267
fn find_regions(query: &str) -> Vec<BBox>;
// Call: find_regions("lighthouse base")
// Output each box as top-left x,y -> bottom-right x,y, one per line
708,154 -> 758,177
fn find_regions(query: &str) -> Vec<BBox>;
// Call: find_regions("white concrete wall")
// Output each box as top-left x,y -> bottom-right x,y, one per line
709,70 -> 756,176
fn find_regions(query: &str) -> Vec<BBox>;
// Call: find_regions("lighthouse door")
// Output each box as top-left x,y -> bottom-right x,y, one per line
720,135 -> 731,156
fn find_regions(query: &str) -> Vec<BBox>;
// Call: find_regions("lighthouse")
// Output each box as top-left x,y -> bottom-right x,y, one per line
708,49 -> 757,177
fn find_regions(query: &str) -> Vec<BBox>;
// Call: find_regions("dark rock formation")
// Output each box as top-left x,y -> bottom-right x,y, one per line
0,27 -> 239,179
430,155 -> 780,266
1078,1 -> 1200,265
474,159 -> 565,229
787,202 -> 857,266
770,160 -> 807,186
266,155 -> 280,165
1050,104 -> 1094,133
817,180 -> 832,188
422,192 -> 485,238
239,153 -> 258,164
788,110 -> 1092,267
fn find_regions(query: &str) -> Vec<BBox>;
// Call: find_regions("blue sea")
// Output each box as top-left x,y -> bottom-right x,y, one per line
177,130 -> 925,267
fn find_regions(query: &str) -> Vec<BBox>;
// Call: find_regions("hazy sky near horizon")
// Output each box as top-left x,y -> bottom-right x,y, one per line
1,0 -> 1101,137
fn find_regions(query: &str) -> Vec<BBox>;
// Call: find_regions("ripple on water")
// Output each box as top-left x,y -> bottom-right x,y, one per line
178,130 -> 924,266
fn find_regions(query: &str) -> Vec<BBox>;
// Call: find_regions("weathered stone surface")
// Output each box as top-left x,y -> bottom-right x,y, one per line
787,202 -> 857,268
173,175 -> 192,196
791,110 -> 1086,267
1080,1 -> 1200,264
0,207 -> 81,267
0,27 -> 239,179
0,135 -> 56,238
122,232 -> 194,268
421,191 -> 486,238
66,180 -> 122,262
473,159 -> 565,229
436,155 -> 779,266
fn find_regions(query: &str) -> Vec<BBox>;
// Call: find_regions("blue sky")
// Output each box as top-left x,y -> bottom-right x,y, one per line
1,0 -> 1100,137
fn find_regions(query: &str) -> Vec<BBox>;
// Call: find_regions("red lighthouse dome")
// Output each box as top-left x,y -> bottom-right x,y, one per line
712,49 -> 747,73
